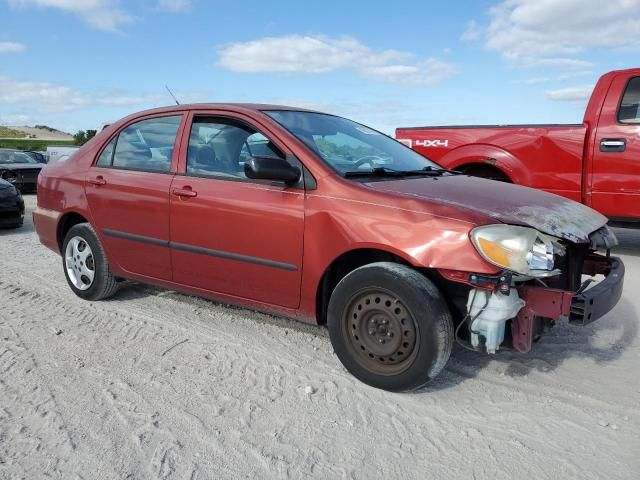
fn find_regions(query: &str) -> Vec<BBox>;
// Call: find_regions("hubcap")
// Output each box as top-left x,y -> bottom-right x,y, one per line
344,289 -> 418,375
65,236 -> 95,291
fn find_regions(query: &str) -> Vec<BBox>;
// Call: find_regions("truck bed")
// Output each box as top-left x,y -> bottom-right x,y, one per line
396,124 -> 588,203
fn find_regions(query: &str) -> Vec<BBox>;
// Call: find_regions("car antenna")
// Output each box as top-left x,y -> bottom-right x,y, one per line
165,85 -> 180,105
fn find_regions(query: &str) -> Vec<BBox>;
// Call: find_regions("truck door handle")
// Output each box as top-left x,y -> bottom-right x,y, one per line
600,138 -> 626,152
88,176 -> 106,186
172,187 -> 197,198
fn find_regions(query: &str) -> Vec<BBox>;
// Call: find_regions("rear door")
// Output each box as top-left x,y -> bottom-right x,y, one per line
169,112 -> 305,308
85,113 -> 185,280
590,75 -> 640,219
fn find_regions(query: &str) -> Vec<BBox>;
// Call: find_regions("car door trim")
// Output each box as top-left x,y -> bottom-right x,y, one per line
103,228 -> 170,247
101,228 -> 297,271
170,241 -> 298,271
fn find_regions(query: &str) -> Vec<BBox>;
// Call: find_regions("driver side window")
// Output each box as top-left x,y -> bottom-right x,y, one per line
186,118 -> 285,180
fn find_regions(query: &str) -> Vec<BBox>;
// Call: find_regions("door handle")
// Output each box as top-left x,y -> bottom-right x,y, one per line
600,138 -> 626,152
88,176 -> 106,186
172,187 -> 197,198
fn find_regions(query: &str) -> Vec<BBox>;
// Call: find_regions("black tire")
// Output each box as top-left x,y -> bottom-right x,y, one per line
62,223 -> 119,301
327,262 -> 453,392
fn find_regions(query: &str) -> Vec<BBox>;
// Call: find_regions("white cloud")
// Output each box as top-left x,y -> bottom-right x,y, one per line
467,0 -> 640,67
525,70 -> 595,85
8,0 -> 133,32
545,85 -> 594,102
0,41 -> 26,53
156,0 -> 190,12
557,70 -> 595,80
461,20 -> 482,41
218,35 -> 457,86
0,75 -> 175,112
524,58 -> 594,69
525,77 -> 550,85
0,113 -> 33,125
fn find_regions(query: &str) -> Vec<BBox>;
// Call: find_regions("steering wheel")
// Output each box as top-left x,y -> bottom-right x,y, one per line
352,155 -> 382,168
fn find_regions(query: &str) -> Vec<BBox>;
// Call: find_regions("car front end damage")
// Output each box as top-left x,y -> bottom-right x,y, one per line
438,225 -> 624,354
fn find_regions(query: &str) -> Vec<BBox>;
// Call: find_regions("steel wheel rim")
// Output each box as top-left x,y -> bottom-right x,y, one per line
343,288 -> 418,375
65,236 -> 95,291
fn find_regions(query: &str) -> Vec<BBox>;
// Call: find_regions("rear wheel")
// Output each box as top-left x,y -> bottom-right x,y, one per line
327,262 -> 453,391
62,223 -> 118,300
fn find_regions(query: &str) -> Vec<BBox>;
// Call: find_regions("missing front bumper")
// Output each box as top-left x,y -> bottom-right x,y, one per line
569,256 -> 624,325
512,254 -> 624,352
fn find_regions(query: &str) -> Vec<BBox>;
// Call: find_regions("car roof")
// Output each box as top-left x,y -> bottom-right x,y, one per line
121,103 -> 323,119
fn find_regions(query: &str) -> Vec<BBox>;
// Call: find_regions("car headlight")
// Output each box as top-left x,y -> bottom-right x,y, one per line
470,225 -> 563,277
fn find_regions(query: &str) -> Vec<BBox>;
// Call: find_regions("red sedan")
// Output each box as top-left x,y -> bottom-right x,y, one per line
34,104 -> 623,391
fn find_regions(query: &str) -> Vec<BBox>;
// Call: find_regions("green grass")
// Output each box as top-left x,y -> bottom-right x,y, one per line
0,139 -> 75,151
0,126 -> 28,138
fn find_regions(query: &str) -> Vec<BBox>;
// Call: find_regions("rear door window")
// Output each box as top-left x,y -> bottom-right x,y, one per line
111,115 -> 182,172
618,77 -> 640,124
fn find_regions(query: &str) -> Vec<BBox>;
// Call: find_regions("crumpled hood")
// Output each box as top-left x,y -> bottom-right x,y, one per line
365,175 -> 608,243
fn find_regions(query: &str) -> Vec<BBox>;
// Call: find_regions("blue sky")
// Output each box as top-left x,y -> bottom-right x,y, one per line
0,0 -> 638,134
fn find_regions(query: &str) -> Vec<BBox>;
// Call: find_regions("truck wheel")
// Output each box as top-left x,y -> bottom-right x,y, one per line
62,223 -> 119,301
327,262 -> 453,391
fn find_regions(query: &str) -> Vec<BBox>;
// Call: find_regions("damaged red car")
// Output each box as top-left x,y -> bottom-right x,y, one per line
33,104 -> 624,391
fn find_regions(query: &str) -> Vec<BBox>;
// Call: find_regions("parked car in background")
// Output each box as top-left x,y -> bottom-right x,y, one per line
396,68 -> 640,225
34,104 -> 623,391
0,148 -> 43,192
24,150 -> 48,163
46,145 -> 80,163
0,177 -> 25,228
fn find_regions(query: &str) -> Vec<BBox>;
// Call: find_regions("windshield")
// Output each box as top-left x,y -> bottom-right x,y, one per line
264,111 -> 440,175
0,150 -> 39,164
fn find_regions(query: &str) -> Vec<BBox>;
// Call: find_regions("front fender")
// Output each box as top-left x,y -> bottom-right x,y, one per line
297,195 -> 499,322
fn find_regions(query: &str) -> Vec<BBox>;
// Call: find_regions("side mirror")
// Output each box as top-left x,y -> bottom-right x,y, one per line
244,156 -> 301,185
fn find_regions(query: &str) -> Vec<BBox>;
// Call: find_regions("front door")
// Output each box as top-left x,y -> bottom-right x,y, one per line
590,74 -> 640,219
169,114 -> 305,308
85,114 -> 184,280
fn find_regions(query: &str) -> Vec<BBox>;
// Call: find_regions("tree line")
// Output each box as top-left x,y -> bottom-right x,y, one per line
73,129 -> 97,146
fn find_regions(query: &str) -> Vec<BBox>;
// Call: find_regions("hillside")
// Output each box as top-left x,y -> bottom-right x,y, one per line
0,126 -> 28,138
0,125 -> 73,141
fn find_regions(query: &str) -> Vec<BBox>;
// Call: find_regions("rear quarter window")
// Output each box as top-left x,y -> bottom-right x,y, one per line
96,137 -> 116,167
618,76 -> 640,124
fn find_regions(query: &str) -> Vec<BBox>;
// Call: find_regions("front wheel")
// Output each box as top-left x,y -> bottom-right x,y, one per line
327,262 -> 453,392
62,223 -> 119,301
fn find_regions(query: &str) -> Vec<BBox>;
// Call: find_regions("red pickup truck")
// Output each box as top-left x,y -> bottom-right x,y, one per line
396,68 -> 640,223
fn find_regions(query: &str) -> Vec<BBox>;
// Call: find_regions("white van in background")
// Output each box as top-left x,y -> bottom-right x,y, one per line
46,145 -> 80,163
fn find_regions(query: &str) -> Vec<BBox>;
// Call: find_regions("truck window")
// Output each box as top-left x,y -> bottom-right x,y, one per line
618,77 -> 640,124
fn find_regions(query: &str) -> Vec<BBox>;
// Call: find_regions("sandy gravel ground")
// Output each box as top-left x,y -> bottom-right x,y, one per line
1,195 -> 639,480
